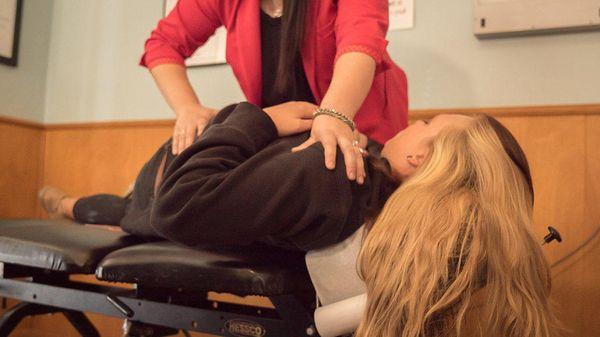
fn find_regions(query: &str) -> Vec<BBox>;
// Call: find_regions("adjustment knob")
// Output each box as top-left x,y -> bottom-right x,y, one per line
543,226 -> 562,245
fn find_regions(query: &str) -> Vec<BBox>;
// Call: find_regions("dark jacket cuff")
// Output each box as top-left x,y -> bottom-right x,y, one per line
221,102 -> 279,151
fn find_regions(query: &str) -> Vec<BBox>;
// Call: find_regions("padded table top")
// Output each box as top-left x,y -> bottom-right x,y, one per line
97,241 -> 313,296
0,219 -> 140,274
0,220 -> 314,297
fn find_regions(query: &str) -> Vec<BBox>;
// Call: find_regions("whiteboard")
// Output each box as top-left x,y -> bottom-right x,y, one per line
474,0 -> 600,38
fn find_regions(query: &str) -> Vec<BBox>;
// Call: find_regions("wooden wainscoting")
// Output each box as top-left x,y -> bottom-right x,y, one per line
2,104 -> 599,336
0,116 -> 44,218
43,120 -> 174,201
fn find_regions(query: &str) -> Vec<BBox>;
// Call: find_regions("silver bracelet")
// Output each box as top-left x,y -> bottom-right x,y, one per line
313,108 -> 356,131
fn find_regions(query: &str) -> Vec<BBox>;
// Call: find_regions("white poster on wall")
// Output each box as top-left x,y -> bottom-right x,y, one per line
389,0 -> 414,31
164,0 -> 227,67
0,0 -> 20,65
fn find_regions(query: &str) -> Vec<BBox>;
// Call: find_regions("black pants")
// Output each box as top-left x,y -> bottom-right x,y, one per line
70,104 -> 243,239
73,193 -> 130,225
71,139 -> 176,239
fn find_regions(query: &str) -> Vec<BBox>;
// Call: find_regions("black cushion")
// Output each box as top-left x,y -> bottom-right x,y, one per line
0,219 -> 141,274
97,242 -> 314,296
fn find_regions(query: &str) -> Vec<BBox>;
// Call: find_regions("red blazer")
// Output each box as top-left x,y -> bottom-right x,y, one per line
141,0 -> 408,144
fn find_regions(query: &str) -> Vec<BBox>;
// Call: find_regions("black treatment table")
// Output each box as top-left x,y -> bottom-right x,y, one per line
0,219 -> 318,337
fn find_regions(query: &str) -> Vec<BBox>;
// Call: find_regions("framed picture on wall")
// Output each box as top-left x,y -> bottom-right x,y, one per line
163,0 -> 227,67
0,0 -> 23,66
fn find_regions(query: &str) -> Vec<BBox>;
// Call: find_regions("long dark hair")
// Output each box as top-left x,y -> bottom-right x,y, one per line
363,156 -> 400,230
275,0 -> 308,94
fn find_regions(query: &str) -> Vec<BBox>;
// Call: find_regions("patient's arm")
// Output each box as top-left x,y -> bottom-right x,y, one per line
150,102 -> 360,251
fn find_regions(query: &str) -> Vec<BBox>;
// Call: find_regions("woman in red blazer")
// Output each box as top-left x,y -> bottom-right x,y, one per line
141,0 -> 408,184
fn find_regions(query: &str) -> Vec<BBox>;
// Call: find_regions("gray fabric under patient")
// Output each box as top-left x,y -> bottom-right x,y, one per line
305,226 -> 366,306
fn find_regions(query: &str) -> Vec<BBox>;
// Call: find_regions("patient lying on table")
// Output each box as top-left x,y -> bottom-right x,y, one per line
39,101 -> 558,337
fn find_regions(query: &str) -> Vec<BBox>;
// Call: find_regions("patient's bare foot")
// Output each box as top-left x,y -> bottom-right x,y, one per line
38,186 -> 74,219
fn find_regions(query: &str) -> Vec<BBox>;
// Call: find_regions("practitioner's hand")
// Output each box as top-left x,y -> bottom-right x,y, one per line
263,101 -> 317,137
172,105 -> 217,155
292,115 -> 367,184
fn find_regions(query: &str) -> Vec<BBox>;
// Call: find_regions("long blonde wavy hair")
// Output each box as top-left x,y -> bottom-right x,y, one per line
356,115 -> 559,337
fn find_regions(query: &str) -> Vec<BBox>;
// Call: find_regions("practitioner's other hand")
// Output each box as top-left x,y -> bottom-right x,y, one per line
172,105 -> 217,155
263,101 -> 317,137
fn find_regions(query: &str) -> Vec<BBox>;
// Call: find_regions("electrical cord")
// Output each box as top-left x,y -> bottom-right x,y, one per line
550,225 -> 600,269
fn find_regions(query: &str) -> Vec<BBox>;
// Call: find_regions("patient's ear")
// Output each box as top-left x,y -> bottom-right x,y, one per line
407,154 -> 426,168
407,137 -> 431,168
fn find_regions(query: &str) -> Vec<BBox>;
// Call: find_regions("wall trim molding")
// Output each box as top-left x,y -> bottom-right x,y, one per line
4,104 -> 599,131
44,119 -> 174,131
410,103 -> 600,119
0,115 -> 44,129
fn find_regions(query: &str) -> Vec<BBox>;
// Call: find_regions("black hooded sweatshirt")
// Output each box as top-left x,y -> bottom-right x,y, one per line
123,102 -> 391,251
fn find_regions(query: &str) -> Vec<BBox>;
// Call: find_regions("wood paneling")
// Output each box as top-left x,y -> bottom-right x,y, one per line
497,115 -> 600,337
0,119 -> 44,218
585,115 -> 600,228
496,116 -> 587,257
554,114 -> 600,336
2,104 -> 599,336
42,125 -> 172,199
410,103 -> 600,120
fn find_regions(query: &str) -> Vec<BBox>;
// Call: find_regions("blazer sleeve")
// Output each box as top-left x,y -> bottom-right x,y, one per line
334,0 -> 389,65
140,0 -> 222,69
150,103 -> 351,250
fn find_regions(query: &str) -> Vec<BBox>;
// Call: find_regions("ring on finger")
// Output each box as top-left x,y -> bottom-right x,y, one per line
352,140 -> 359,147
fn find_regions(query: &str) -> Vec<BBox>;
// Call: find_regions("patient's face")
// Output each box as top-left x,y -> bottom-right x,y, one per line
381,114 -> 473,181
